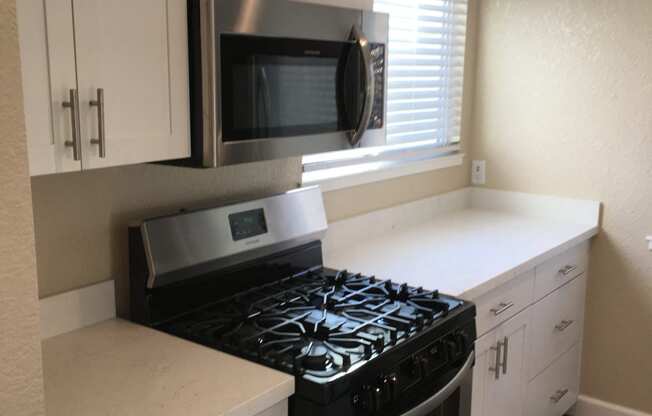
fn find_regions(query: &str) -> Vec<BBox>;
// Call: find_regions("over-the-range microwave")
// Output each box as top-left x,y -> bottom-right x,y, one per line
182,0 -> 388,167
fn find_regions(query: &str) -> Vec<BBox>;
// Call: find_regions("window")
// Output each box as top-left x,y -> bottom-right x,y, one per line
302,0 -> 469,190
374,0 -> 467,146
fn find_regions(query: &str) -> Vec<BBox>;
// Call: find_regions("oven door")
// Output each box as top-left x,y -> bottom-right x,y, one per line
401,351 -> 474,416
218,30 -> 377,164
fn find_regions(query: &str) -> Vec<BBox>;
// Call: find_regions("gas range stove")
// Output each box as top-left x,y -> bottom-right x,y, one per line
129,187 -> 475,416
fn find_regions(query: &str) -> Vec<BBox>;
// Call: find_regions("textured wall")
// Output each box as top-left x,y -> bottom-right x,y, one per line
0,0 -> 45,414
30,0 -> 477,305
471,0 -> 652,411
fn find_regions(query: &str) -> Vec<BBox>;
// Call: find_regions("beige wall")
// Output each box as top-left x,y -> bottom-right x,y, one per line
0,0 -> 45,414
471,0 -> 652,411
30,0 -> 477,308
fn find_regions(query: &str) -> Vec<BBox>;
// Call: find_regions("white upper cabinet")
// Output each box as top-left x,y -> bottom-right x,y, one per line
18,0 -> 81,175
73,0 -> 190,169
17,0 -> 190,176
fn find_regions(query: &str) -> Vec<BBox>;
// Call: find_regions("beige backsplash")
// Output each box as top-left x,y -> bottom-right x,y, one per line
30,159 -> 469,315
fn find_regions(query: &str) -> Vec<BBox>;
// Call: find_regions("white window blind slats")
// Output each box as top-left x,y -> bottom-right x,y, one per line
374,0 -> 468,146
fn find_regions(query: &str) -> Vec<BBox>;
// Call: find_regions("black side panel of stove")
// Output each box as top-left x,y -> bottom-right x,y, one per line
128,225 -> 324,325
129,226 -> 149,324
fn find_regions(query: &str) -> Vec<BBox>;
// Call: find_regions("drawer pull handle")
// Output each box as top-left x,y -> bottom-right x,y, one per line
559,265 -> 578,276
489,340 -> 504,380
554,320 -> 574,332
501,336 -> 508,375
490,302 -> 514,316
550,388 -> 569,403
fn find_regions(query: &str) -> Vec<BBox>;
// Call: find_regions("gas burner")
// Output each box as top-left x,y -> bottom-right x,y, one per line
161,267 -> 465,382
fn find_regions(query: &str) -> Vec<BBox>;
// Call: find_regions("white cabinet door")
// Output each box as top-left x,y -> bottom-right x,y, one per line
472,310 -> 529,416
17,0 -> 81,175
291,0 -> 374,10
72,0 -> 190,169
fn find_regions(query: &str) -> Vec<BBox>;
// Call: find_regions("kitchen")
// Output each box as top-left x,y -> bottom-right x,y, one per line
1,0 -> 650,416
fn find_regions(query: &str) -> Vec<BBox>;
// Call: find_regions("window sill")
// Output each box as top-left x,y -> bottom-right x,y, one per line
301,152 -> 464,192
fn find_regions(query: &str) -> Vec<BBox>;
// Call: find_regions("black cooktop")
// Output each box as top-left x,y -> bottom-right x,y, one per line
159,268 -> 465,384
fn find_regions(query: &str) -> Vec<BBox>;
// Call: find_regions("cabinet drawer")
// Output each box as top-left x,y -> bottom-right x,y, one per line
528,274 -> 587,379
526,344 -> 581,416
534,242 -> 588,300
475,270 -> 534,336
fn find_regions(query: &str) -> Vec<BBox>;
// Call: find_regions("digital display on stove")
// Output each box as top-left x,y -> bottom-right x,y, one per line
229,208 -> 267,241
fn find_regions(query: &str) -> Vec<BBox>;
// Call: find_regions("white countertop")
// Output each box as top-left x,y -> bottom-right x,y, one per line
41,319 -> 294,416
324,188 -> 600,300
325,208 -> 598,300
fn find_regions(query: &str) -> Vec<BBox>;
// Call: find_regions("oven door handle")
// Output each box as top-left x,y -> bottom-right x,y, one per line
400,351 -> 475,416
347,25 -> 375,147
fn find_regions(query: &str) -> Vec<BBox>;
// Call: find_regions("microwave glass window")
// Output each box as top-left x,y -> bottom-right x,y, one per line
232,56 -> 339,132
221,34 -> 364,141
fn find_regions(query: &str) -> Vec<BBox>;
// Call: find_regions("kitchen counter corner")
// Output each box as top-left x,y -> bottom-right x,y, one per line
42,319 -> 294,416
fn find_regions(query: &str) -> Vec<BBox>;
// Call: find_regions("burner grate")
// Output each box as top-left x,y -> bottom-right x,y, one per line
161,268 -> 464,381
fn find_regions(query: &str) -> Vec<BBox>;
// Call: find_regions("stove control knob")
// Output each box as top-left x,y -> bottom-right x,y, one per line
409,356 -> 421,377
356,385 -> 373,411
372,385 -> 383,412
419,355 -> 430,374
444,337 -> 459,360
456,330 -> 470,351
388,373 -> 399,402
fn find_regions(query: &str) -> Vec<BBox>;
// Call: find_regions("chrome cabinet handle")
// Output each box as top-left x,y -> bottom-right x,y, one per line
559,265 -> 578,276
550,388 -> 569,403
347,25 -> 374,147
555,320 -> 574,332
89,88 -> 106,158
489,340 -> 503,380
490,301 -> 514,316
501,336 -> 508,375
62,89 -> 82,161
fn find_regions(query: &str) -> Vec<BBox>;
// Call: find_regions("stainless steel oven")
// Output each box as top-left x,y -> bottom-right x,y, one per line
187,0 -> 388,167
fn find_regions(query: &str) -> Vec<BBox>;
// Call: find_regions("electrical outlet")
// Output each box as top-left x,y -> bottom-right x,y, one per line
471,160 -> 486,185
647,236 -> 652,251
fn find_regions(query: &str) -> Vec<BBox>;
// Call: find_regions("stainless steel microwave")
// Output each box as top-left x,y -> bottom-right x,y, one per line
187,0 -> 388,167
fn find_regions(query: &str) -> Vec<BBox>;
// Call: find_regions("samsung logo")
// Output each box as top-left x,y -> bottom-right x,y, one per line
245,239 -> 261,246
304,50 -> 321,56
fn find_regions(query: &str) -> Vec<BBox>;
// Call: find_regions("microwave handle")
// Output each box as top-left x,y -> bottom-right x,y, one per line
347,25 -> 375,147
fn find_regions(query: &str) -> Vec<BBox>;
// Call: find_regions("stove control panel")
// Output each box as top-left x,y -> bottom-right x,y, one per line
351,323 -> 474,415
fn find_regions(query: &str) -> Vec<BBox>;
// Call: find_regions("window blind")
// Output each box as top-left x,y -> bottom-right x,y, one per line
373,0 -> 468,146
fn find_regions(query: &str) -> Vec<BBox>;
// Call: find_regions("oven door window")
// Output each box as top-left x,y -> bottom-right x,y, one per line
220,34 -> 364,141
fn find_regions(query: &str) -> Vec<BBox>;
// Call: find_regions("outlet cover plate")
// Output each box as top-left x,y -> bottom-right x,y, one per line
472,160 -> 486,185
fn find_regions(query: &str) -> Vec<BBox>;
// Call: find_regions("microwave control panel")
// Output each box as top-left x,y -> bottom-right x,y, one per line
369,43 -> 386,130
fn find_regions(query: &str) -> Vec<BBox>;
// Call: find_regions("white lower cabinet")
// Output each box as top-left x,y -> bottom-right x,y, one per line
471,243 -> 589,416
472,311 -> 529,416
526,344 -> 581,416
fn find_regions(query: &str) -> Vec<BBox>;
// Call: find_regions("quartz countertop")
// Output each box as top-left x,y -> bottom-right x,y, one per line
324,189 -> 600,300
41,319 -> 294,416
